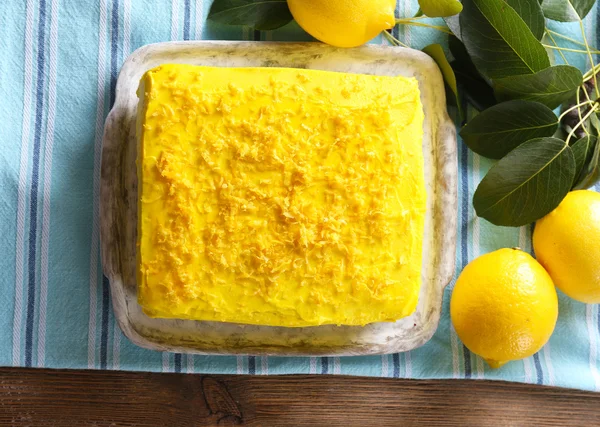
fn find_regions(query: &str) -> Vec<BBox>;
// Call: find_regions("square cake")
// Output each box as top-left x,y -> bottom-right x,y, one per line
136,64 -> 426,327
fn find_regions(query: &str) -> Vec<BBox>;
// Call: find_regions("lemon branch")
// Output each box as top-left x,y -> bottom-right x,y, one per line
578,19 -> 600,99
558,100 -> 595,122
575,89 -> 588,135
565,102 -> 599,145
545,31 -> 569,65
546,29 -> 600,51
394,16 -> 428,23
578,73 -> 595,136
382,30 -> 409,48
542,45 -> 600,54
584,64 -> 600,83
544,27 -> 600,76
395,19 -> 453,35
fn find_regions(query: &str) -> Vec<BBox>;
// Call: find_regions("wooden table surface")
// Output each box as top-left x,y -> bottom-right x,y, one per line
1,368 -> 600,426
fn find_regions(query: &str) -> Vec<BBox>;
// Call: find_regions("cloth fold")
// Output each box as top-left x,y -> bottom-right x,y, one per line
0,0 -> 599,391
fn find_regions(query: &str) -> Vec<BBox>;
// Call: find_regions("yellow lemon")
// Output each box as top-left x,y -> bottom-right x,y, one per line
533,190 -> 600,303
450,248 -> 558,368
287,0 -> 397,48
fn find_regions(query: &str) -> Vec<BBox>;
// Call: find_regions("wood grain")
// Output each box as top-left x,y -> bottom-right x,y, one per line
1,368 -> 599,426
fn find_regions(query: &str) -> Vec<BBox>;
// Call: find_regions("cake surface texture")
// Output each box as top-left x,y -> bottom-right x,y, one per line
136,64 -> 426,327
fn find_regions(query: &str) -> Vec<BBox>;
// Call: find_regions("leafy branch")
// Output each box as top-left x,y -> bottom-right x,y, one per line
443,0 -> 600,226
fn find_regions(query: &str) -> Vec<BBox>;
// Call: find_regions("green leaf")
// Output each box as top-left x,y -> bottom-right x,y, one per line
449,0 -> 544,40
590,112 -> 600,137
449,36 -> 497,111
423,44 -> 463,118
459,0 -> 551,80
571,135 -> 598,188
444,15 -> 461,38
573,135 -> 600,189
418,0 -> 463,17
504,0 -> 546,40
473,137 -> 576,226
493,65 -> 583,109
208,0 -> 293,30
452,63 -> 497,111
460,100 -> 558,159
541,0 -> 595,21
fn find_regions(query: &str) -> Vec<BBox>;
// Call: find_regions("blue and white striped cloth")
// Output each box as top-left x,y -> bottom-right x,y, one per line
1,0 -> 599,390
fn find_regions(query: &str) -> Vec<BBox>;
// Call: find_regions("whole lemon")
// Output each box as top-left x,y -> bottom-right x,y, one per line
287,0 -> 397,48
450,248 -> 558,368
533,190 -> 600,303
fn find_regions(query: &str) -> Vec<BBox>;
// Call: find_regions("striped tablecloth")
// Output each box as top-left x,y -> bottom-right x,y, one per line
1,0 -> 600,390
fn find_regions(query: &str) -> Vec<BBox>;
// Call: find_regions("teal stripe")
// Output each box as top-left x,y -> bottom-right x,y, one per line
25,0 -> 49,369
0,0 -> 26,368
183,0 -> 190,40
459,130 -> 472,378
393,1 -> 400,40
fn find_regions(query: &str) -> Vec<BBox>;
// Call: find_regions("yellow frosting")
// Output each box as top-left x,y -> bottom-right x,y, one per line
136,64 -> 426,327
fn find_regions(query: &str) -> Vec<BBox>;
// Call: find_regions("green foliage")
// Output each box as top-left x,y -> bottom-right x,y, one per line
541,0 -> 595,21
459,0 -> 549,79
473,138 -> 576,226
493,65 -> 582,109
460,101 -> 558,159
208,0 -> 293,30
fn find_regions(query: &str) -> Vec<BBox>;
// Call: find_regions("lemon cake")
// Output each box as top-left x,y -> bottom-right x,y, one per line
136,64 -> 426,327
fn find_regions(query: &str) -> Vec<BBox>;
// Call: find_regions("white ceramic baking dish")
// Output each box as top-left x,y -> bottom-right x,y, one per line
100,41 -> 457,356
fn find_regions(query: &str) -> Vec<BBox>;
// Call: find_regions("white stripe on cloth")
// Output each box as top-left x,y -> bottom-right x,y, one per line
171,0 -> 180,41
89,0 -> 109,369
474,351 -> 485,378
162,352 -> 170,372
450,324 -> 460,379
237,356 -> 244,374
520,226 -> 534,383
542,344 -> 555,386
404,351 -> 412,377
403,0 -> 411,46
38,0 -> 60,368
112,321 -> 120,369
471,153 -> 485,379
309,357 -> 317,374
523,356 -> 533,383
123,0 -> 131,59
195,0 -> 203,39
186,354 -> 194,373
261,356 -> 268,375
586,304 -> 600,390
380,354 -> 388,377
13,0 -> 36,368
333,357 -> 341,374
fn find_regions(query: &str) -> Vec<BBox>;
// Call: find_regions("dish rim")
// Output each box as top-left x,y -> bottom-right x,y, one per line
100,40 -> 458,356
